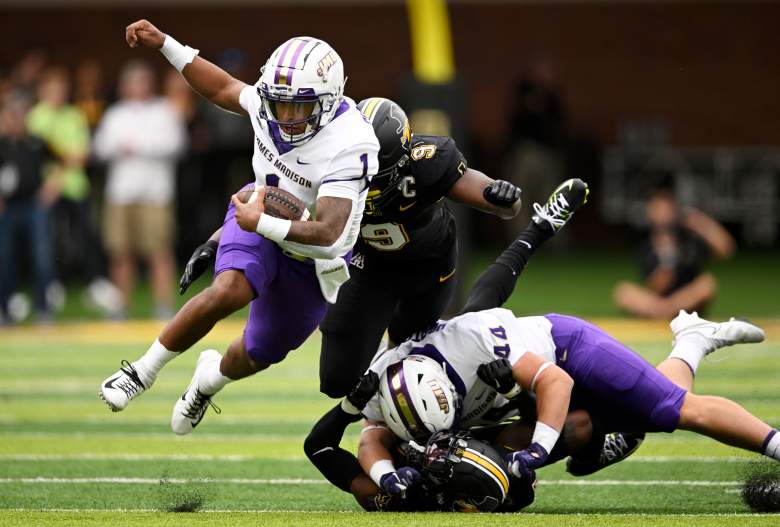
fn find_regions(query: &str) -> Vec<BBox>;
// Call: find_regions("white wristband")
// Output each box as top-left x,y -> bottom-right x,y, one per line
255,213 -> 292,243
369,459 -> 395,487
160,35 -> 199,72
532,421 -> 560,454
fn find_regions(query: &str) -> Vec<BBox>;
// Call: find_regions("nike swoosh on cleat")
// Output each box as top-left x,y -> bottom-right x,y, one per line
439,269 -> 456,282
102,376 -> 121,389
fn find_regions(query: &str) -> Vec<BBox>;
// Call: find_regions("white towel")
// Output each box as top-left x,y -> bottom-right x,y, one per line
314,257 -> 350,304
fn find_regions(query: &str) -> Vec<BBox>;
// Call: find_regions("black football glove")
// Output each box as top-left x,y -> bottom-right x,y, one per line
179,240 -> 218,295
343,370 -> 380,414
477,358 -> 520,396
483,180 -> 522,208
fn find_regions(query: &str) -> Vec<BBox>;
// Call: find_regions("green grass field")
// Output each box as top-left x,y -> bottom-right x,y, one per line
1,317 -> 779,526
43,249 -> 780,321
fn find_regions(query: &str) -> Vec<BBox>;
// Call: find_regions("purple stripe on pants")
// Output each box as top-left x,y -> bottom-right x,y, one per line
544,313 -> 687,433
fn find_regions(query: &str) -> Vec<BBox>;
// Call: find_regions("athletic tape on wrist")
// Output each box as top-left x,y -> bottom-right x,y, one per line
255,213 -> 292,243
532,421 -> 560,454
160,35 -> 199,72
369,459 -> 395,487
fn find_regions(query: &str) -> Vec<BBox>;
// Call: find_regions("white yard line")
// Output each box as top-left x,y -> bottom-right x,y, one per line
0,477 -> 742,487
4,508 -> 778,516
0,453 -> 759,462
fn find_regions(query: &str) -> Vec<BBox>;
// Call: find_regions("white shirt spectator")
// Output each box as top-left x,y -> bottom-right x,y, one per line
94,98 -> 186,205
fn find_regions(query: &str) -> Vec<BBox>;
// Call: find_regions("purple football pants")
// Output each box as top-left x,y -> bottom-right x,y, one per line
215,184 -> 326,364
545,314 -> 687,433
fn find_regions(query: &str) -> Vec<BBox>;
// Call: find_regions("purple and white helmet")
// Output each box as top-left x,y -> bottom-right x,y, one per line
256,36 -> 345,145
378,355 -> 458,442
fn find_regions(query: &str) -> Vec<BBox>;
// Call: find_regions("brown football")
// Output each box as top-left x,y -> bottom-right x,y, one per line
235,187 -> 307,221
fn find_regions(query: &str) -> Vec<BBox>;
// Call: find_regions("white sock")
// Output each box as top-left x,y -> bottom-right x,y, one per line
763,429 -> 780,461
133,339 -> 178,383
668,334 -> 710,374
198,353 -> 232,395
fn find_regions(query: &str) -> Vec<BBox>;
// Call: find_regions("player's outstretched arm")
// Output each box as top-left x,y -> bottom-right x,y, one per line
125,19 -> 247,115
447,168 -> 522,219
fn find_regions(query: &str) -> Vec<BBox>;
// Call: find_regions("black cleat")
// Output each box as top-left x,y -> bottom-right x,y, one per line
566,432 -> 645,477
532,178 -> 589,233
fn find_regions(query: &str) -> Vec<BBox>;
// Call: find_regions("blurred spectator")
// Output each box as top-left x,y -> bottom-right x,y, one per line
94,60 -> 186,319
27,66 -> 121,317
613,187 -> 736,320
73,59 -> 107,131
11,50 -> 48,101
0,93 -> 59,323
500,55 -> 569,241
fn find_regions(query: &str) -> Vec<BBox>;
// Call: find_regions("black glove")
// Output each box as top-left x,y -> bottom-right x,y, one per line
345,370 -> 380,412
179,240 -> 218,295
477,358 -> 518,395
483,180 -> 522,208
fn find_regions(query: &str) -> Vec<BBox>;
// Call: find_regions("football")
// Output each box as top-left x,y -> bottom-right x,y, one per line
235,186 -> 308,221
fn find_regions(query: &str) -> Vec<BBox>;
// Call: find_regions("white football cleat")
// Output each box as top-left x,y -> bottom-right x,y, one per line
670,310 -> 765,353
99,360 -> 153,412
171,350 -> 222,435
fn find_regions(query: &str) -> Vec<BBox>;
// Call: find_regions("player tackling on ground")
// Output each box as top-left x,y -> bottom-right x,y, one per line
99,20 -> 380,433
358,300 -> 776,499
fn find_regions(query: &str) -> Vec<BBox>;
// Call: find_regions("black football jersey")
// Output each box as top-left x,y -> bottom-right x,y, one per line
356,135 -> 466,267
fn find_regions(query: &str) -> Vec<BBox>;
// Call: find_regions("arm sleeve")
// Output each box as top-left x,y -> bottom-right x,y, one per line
303,403 -> 365,493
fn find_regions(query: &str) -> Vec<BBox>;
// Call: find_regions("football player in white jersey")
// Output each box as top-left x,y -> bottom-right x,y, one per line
359,302 -> 774,501
99,19 -> 379,435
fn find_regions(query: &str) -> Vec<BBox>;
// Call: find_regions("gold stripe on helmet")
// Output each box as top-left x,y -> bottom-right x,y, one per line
461,449 -> 510,497
360,97 -> 384,122
389,369 -> 422,435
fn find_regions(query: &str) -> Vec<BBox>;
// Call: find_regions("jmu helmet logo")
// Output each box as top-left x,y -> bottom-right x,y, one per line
428,380 -> 450,414
316,51 -> 338,79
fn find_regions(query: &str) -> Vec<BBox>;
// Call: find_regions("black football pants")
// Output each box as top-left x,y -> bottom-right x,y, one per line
318,255 -> 457,398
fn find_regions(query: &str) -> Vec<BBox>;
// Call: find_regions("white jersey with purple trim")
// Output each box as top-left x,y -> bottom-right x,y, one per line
362,308 -> 557,429
238,87 -> 379,260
